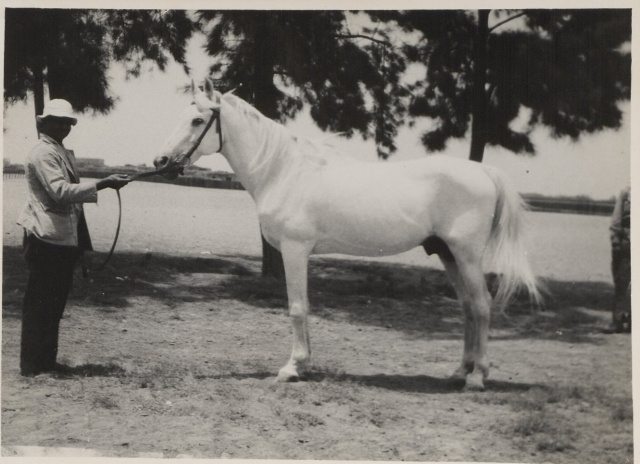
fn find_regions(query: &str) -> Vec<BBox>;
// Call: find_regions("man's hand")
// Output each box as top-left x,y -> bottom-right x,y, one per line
97,174 -> 130,191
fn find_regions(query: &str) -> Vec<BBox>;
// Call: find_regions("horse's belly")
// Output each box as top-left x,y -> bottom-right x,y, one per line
312,230 -> 425,256
311,190 -> 434,257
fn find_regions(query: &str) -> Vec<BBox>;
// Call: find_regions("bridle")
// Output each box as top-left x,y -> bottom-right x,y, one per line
176,107 -> 222,172
84,106 -> 222,273
130,107 -> 222,181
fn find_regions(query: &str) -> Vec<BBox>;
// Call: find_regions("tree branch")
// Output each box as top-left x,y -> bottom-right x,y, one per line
488,12 -> 526,33
334,34 -> 390,46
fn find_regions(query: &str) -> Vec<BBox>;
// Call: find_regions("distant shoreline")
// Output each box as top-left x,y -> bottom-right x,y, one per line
3,166 -> 615,216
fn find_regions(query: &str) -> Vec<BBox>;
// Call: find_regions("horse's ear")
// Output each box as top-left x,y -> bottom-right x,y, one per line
194,78 -> 222,111
203,77 -> 215,100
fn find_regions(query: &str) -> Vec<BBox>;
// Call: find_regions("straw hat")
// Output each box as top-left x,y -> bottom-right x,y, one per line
37,99 -> 77,125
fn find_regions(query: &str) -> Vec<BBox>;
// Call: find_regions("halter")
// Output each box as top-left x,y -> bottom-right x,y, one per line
180,107 -> 222,167
130,107 -> 222,181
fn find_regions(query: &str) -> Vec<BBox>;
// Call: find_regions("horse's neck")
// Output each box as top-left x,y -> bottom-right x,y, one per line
221,102 -> 297,199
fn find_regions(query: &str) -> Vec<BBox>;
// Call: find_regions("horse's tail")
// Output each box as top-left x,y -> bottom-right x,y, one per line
484,166 -> 543,312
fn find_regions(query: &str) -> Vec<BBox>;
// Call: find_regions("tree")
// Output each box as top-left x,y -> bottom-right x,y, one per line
197,11 -> 408,278
378,9 -> 631,162
4,8 -> 196,121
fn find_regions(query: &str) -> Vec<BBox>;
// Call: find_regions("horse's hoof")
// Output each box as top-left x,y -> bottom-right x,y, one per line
448,375 -> 466,390
275,368 -> 300,383
462,381 -> 486,392
462,372 -> 486,392
449,367 -> 468,386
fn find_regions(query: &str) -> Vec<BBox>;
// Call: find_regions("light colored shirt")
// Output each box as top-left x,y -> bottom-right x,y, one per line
17,133 -> 99,247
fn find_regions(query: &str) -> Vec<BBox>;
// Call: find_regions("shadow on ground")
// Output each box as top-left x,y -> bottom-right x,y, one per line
177,369 -> 541,394
3,245 -> 614,344
51,362 -> 127,378
304,372 -> 540,394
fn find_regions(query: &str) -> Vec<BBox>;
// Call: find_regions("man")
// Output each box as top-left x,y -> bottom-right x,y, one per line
606,186 -> 631,334
16,99 -> 130,376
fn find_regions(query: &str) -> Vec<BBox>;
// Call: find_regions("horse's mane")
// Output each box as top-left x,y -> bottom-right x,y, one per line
221,93 -> 351,167
221,93 -> 264,122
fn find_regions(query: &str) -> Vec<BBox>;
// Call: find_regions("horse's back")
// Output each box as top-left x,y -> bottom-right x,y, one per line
315,154 -> 497,211
302,155 -> 497,256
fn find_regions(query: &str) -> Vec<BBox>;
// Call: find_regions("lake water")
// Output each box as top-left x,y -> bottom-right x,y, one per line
3,178 -> 613,283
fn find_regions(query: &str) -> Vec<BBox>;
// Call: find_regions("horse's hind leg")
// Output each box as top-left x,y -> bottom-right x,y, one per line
275,240 -> 313,382
432,240 -> 491,391
439,257 -> 476,384
453,257 -> 492,391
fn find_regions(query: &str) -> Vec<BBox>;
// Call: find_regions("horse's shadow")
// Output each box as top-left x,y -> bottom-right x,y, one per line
209,371 -> 539,394
306,372 -> 539,394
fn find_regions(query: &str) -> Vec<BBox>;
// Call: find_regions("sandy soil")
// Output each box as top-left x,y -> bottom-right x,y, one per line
1,243 -> 633,463
2,178 -> 632,462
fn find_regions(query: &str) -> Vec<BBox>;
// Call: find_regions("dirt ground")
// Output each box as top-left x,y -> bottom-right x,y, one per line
1,245 -> 633,463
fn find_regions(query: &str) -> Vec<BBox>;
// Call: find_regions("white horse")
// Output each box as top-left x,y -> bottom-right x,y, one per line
154,78 -> 541,391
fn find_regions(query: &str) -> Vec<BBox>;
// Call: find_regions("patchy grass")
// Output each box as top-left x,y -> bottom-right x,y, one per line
1,245 -> 632,462
475,379 -> 632,460
611,398 -> 634,422
91,395 -> 120,410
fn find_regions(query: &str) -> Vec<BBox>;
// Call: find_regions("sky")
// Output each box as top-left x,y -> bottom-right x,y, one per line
2,9 -> 634,201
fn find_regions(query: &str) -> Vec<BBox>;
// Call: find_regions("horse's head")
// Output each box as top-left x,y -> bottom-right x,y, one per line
153,78 -> 223,179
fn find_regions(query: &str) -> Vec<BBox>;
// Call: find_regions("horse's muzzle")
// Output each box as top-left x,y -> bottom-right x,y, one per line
153,155 -> 185,179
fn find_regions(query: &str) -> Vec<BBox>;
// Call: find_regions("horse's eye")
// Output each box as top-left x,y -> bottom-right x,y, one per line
192,118 -> 204,126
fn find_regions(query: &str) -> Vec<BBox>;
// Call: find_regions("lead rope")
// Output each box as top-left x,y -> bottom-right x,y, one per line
81,189 -> 122,275
80,163 -> 184,276
81,108 -> 220,276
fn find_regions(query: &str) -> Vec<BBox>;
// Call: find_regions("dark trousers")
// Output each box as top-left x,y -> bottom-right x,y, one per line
21,234 -> 79,375
611,246 -> 631,330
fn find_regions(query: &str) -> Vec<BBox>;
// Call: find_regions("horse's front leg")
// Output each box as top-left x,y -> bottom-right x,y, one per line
276,240 -> 313,382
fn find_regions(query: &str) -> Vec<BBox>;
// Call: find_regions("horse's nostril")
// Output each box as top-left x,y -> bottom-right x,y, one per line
154,156 -> 169,168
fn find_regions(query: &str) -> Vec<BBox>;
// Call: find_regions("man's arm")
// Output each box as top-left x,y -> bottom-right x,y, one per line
32,149 -> 98,205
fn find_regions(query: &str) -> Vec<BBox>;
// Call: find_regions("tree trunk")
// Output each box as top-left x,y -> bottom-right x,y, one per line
261,234 -> 285,279
32,62 -> 45,136
469,10 -> 490,163
253,17 -> 286,280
